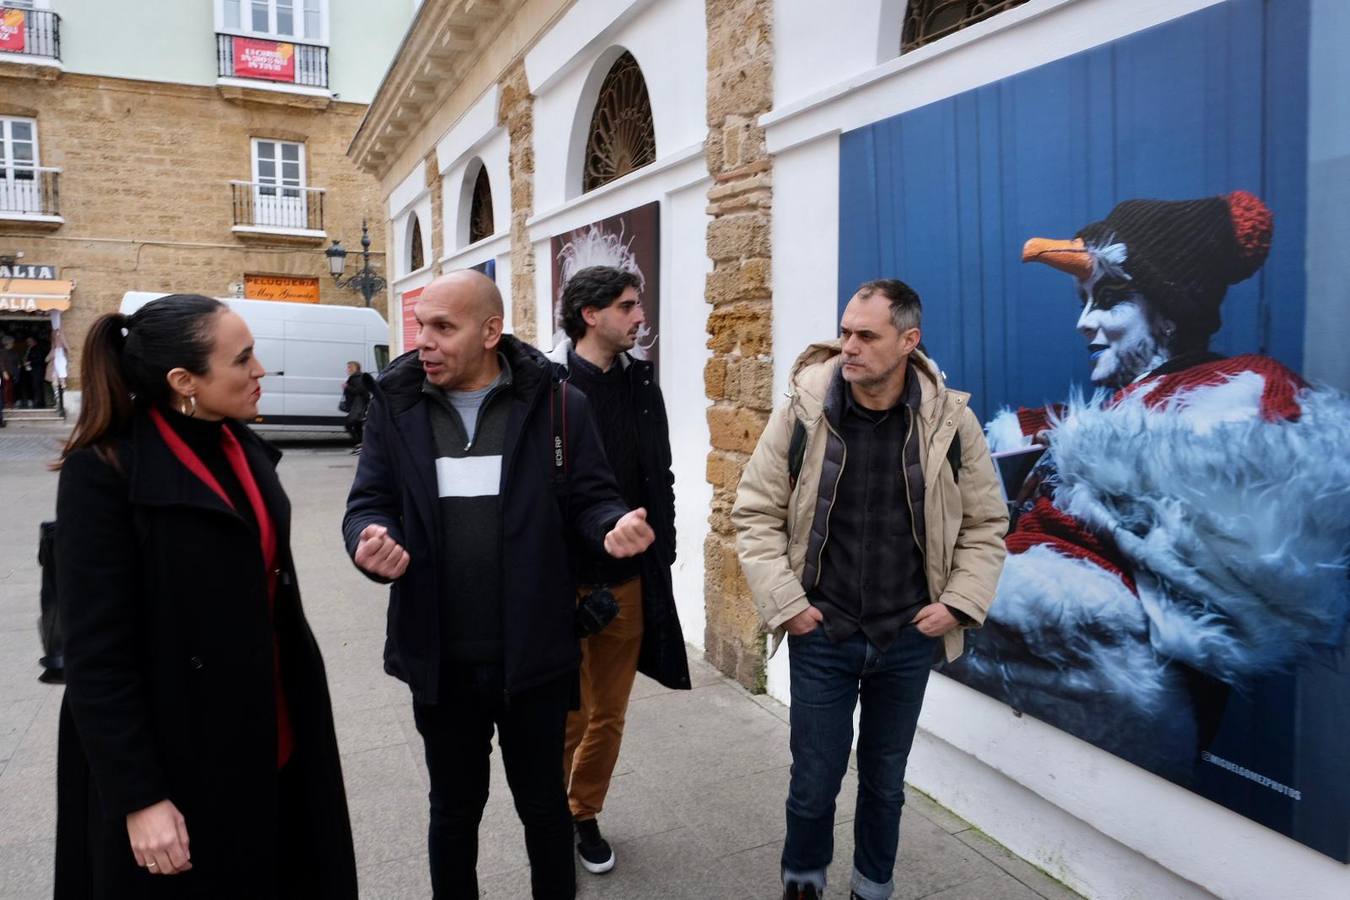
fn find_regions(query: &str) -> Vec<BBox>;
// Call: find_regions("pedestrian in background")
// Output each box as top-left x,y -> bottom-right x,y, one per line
20,335 -> 42,407
341,359 -> 373,451
53,294 -> 357,899
0,333 -> 17,415
0,338 -> 11,427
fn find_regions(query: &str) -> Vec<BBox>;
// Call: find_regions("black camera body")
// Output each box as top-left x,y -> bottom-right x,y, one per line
575,587 -> 619,638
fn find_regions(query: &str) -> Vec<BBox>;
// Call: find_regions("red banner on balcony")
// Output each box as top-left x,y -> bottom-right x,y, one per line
0,9 -> 26,53
233,37 -> 296,82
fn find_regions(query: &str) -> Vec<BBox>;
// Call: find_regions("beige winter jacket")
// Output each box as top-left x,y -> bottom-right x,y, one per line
732,341 -> 1008,662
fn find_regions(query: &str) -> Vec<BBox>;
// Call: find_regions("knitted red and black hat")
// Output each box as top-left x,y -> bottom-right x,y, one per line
1023,191 -> 1273,345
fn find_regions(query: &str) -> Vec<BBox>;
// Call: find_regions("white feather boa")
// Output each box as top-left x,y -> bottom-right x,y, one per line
958,371 -> 1350,773
1047,375 -> 1350,682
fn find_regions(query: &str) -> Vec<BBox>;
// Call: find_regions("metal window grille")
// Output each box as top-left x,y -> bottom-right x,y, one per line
582,52 -> 657,193
469,166 -> 494,243
230,181 -> 325,231
0,8 -> 61,60
901,0 -> 1031,54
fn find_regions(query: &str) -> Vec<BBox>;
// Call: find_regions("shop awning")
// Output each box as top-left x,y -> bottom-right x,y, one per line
0,278 -> 74,313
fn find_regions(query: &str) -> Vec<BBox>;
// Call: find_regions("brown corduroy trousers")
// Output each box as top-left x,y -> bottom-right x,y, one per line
563,575 -> 644,821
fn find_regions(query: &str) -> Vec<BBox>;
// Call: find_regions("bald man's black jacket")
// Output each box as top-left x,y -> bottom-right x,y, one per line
342,335 -> 629,704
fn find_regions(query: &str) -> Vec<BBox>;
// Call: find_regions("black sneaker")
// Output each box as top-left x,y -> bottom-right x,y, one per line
782,882 -> 820,900
575,818 -> 615,874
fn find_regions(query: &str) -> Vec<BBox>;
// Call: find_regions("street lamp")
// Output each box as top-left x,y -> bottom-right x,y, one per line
325,219 -> 386,308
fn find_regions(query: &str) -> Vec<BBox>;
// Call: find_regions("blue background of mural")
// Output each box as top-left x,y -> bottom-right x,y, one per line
837,0 -> 1350,863
838,0 -> 1308,423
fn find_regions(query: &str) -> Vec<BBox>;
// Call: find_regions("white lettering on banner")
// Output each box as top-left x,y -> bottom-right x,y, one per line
0,297 -> 39,313
1201,751 -> 1303,800
434,455 -> 502,498
242,48 -> 287,72
0,265 -> 57,279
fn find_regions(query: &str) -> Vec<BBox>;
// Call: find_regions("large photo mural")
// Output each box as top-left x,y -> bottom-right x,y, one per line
837,0 -> 1350,861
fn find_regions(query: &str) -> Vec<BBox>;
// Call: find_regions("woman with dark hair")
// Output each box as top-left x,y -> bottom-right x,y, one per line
53,294 -> 357,899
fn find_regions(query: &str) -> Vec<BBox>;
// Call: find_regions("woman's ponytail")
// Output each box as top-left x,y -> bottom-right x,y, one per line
57,313 -> 134,467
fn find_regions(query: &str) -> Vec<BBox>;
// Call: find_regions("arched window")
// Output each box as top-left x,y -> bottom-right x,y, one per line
469,165 -> 494,244
901,0 -> 1030,54
582,51 -> 656,193
408,214 -> 424,271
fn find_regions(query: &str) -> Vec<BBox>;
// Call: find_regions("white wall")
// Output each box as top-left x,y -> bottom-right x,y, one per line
433,85 -> 514,331
526,0 -> 708,210
386,164 -> 430,356
763,130 -> 841,698
436,86 -> 511,259
765,0 -> 1350,897
54,0 -> 406,99
523,0 -> 712,650
388,164 -> 432,281
326,0 -> 414,103
58,0 -> 216,84
773,0 -> 898,111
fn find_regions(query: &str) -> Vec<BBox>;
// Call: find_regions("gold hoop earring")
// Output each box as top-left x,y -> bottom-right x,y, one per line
180,395 -> 197,417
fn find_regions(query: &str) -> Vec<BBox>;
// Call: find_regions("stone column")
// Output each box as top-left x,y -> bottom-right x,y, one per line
498,61 -> 537,342
703,0 -> 774,690
425,149 -> 444,268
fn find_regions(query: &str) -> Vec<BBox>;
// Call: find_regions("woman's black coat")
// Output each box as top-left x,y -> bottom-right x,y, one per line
53,414 -> 356,899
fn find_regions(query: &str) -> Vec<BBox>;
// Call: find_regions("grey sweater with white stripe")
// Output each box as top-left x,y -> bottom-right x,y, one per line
422,358 -> 511,664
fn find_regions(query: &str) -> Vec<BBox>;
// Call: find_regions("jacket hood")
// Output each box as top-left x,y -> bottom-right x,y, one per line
376,333 -> 554,415
787,340 -> 958,426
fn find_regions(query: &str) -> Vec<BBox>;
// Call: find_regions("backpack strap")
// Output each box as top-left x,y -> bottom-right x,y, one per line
550,378 -> 568,482
786,418 -> 807,490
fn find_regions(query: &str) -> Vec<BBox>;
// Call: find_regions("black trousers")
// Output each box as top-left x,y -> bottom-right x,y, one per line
413,666 -> 576,899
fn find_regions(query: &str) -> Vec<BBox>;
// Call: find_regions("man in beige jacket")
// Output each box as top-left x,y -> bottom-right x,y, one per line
733,279 -> 1007,900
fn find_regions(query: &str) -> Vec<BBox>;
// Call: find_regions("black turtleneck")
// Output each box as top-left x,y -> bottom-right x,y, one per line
160,408 -> 257,533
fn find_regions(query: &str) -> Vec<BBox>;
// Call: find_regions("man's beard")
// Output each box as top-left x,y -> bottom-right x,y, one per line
844,356 -> 902,389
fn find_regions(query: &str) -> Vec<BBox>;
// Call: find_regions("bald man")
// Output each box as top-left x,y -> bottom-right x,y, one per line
343,270 -> 654,899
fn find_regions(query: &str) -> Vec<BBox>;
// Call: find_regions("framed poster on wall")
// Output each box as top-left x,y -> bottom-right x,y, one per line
549,201 -> 660,379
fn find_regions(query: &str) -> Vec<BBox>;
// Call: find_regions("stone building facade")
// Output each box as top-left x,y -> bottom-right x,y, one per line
0,0 -> 411,393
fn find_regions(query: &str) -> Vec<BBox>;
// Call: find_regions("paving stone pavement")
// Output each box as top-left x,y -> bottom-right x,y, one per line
0,430 -> 1080,899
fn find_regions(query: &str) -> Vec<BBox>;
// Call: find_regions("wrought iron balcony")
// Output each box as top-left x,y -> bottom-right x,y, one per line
230,181 -> 325,234
0,166 -> 60,219
0,7 -> 61,61
215,33 -> 328,89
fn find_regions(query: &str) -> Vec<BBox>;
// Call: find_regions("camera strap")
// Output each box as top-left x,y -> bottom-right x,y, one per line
549,378 -> 568,483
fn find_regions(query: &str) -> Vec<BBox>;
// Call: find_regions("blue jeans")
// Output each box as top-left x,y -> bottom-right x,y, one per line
782,624 -> 938,900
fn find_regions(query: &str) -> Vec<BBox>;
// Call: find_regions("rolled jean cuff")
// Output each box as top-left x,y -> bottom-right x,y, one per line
851,865 -> 894,900
782,867 -> 826,892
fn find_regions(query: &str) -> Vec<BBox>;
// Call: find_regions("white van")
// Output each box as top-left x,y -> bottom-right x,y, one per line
119,293 -> 390,434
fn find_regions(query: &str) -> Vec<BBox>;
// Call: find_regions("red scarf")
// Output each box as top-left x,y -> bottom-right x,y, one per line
150,407 -> 294,768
